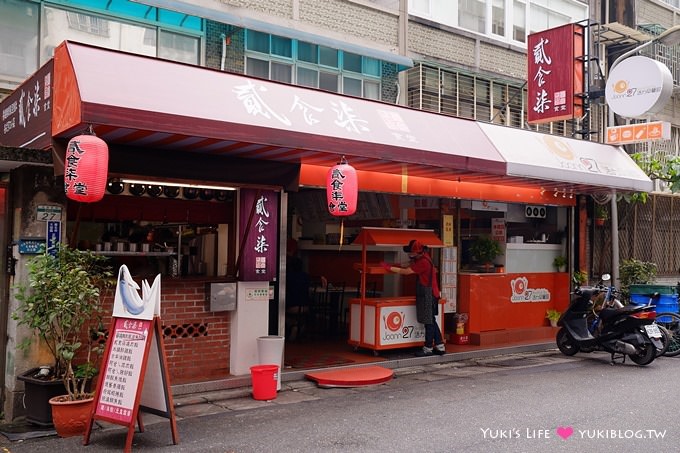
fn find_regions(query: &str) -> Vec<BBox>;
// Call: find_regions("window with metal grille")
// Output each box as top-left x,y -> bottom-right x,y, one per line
406,63 -> 581,136
66,11 -> 110,36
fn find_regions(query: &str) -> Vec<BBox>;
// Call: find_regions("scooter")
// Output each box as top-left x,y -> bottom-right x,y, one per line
556,274 -> 663,366
587,276 -> 670,357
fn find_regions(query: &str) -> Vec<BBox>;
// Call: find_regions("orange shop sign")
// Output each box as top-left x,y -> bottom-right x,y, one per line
605,121 -> 670,145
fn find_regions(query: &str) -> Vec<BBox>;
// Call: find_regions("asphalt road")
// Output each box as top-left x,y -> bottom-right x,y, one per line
3,349 -> 679,452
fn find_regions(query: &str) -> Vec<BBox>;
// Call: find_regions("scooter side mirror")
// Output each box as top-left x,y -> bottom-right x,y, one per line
601,274 -> 611,282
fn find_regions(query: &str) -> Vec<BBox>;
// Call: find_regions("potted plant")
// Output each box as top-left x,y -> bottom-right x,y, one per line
572,270 -> 588,288
619,258 -> 658,304
594,205 -> 608,226
546,309 -> 561,327
469,236 -> 502,272
553,256 -> 567,272
13,243 -> 112,434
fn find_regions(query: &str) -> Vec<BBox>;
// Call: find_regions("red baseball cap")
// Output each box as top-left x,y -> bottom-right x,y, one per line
403,239 -> 425,254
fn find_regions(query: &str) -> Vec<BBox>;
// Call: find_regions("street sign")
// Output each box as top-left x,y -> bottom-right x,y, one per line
605,121 -> 671,145
46,220 -> 60,257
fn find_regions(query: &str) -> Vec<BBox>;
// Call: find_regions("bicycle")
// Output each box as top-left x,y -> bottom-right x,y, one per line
654,311 -> 680,357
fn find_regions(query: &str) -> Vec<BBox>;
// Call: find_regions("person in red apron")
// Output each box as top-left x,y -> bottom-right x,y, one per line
382,240 -> 445,357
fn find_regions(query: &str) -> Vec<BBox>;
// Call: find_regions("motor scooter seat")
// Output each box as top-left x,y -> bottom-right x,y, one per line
598,305 -> 640,320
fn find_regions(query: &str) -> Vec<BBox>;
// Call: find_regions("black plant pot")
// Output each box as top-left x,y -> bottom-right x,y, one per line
17,368 -> 66,427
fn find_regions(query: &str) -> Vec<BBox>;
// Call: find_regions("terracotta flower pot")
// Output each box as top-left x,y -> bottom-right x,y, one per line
49,395 -> 94,438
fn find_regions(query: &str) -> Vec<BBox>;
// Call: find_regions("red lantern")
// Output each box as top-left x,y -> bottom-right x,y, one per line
64,134 -> 109,203
326,157 -> 357,216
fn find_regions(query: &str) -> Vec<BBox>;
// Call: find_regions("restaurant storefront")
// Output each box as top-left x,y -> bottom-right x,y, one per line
0,41 -> 652,421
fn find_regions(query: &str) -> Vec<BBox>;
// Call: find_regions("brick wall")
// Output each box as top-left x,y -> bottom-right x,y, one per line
221,0 -> 293,18
382,62 -> 399,103
479,42 -> 526,80
93,280 -> 231,385
299,0 -> 399,47
206,20 -> 245,73
637,0 -> 678,28
409,21 -> 477,68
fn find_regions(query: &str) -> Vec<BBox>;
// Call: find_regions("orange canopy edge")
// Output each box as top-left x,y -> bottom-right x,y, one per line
351,227 -> 444,248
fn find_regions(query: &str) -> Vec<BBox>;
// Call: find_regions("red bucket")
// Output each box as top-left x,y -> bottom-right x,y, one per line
250,364 -> 279,400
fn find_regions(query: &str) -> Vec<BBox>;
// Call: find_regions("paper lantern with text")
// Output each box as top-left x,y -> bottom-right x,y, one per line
64,135 -> 109,202
326,158 -> 357,216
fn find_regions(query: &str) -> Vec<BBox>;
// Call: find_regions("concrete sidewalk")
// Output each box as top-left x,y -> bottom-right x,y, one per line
0,341 -> 557,444
169,341 -> 557,423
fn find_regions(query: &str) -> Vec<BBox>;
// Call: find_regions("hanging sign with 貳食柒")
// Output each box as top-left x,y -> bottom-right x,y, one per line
326,157 -> 357,217
238,189 -> 279,281
64,133 -> 109,202
527,23 -> 584,124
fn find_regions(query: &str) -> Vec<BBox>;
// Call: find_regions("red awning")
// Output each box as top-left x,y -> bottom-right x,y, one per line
1,40 -> 652,195
51,41 -> 506,183
351,227 -> 444,248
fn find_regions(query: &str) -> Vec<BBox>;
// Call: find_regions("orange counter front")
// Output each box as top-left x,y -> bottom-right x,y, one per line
348,296 -> 444,352
457,272 -> 570,343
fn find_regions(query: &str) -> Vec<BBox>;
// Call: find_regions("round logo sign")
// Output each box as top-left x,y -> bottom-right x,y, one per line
605,55 -> 673,118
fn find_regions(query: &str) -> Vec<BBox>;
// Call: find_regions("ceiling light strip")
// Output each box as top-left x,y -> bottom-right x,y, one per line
119,178 -> 236,191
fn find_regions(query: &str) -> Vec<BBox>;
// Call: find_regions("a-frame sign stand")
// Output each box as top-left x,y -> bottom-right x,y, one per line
84,316 -> 178,451
84,267 -> 178,452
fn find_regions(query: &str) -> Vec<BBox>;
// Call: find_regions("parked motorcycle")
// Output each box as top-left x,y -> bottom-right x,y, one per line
556,274 -> 663,365
587,275 -> 670,357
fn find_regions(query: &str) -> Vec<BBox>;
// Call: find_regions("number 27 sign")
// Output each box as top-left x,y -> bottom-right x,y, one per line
37,205 -> 62,221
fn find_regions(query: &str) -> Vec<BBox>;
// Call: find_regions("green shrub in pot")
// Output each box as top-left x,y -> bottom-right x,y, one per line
469,236 -> 502,271
13,243 -> 113,401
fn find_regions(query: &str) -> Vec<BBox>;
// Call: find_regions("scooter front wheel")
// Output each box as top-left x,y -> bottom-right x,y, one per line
556,328 -> 579,356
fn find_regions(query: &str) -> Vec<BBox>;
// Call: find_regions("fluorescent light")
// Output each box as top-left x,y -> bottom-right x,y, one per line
120,178 -> 236,191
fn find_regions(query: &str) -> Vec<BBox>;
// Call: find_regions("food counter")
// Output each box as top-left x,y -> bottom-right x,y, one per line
457,272 -> 570,343
348,227 -> 445,353
348,296 -> 444,352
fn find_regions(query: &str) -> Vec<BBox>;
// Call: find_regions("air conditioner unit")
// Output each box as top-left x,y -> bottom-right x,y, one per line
525,205 -> 546,218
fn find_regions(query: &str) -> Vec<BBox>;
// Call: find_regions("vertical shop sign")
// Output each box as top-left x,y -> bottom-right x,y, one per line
46,220 -> 60,257
0,60 -> 53,149
491,218 -> 506,243
527,23 -> 584,124
239,189 -> 279,281
442,214 -> 454,247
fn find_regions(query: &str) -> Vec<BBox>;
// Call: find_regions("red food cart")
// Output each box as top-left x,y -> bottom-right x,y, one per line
348,227 -> 445,354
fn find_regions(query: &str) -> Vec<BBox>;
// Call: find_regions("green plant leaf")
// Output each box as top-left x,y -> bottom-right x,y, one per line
12,243 -> 113,400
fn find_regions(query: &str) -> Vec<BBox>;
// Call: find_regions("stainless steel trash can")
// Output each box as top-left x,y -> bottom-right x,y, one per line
257,336 -> 284,390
